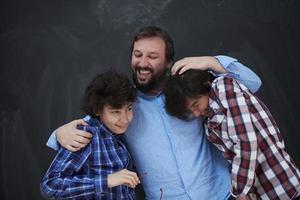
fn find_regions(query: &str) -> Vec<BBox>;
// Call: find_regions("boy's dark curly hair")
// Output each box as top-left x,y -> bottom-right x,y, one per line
81,70 -> 136,117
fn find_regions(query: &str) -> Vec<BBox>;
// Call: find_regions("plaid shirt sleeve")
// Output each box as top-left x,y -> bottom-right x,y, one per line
215,77 -> 258,197
40,126 -> 108,199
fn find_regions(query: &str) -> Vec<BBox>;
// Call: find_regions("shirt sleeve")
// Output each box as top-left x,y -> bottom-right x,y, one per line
46,115 -> 91,150
46,130 -> 59,150
214,55 -> 262,93
215,77 -> 258,197
41,125 -> 108,199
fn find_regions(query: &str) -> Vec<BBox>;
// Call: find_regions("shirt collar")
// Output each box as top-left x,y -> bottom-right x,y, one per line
207,89 -> 226,119
137,90 -> 163,100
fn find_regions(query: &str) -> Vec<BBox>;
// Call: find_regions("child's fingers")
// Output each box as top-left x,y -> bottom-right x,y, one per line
122,176 -> 136,188
128,171 -> 141,183
125,170 -> 140,183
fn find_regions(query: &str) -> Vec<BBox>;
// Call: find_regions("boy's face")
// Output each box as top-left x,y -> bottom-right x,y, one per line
98,103 -> 133,134
186,94 -> 210,118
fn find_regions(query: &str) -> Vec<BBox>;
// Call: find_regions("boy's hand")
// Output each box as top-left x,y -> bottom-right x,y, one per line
56,119 -> 92,152
108,169 -> 140,188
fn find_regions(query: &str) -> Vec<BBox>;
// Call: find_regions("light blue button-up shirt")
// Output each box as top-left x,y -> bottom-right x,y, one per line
47,56 -> 261,200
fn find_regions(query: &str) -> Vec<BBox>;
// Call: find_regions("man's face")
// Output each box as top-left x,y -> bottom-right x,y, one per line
131,37 -> 171,93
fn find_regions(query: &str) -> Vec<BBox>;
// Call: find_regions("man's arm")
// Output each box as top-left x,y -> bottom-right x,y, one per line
171,55 -> 262,93
215,55 -> 261,93
47,118 -> 92,151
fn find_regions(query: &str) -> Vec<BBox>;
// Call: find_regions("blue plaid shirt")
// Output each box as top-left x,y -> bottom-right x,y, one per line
40,117 -> 135,199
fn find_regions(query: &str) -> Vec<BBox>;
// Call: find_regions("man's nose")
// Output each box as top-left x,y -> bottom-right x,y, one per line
139,56 -> 148,67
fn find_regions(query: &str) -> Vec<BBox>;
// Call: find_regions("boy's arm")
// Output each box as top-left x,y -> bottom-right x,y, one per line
215,77 -> 258,198
171,55 -> 262,93
44,125 -> 140,198
41,136 -> 109,199
47,118 -> 92,151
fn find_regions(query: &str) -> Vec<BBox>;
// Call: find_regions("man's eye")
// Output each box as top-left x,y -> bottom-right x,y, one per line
134,53 -> 142,57
149,56 -> 158,59
111,110 -> 120,114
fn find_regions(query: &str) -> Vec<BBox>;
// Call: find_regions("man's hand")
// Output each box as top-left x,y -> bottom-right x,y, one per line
171,56 -> 227,75
56,119 -> 92,152
107,169 -> 140,188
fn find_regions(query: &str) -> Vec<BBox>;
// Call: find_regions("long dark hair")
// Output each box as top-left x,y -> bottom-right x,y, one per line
164,69 -> 214,120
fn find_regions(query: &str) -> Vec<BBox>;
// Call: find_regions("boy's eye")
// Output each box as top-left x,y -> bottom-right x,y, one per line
191,103 -> 198,110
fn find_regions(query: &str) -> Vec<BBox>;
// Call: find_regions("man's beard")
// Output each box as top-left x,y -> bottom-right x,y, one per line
132,66 -> 169,93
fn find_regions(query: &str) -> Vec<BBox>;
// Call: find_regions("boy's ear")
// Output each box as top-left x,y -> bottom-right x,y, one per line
95,107 -> 102,117
205,81 -> 212,86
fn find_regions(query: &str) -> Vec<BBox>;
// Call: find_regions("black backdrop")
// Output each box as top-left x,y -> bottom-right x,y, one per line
1,0 -> 300,199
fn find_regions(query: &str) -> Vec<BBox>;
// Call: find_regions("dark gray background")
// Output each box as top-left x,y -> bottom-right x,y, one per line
1,0 -> 299,199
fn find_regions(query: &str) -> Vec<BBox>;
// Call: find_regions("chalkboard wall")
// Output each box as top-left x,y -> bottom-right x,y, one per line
1,0 -> 299,199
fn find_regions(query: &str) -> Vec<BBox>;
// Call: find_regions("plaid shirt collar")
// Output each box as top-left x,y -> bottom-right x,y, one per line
206,89 -> 227,128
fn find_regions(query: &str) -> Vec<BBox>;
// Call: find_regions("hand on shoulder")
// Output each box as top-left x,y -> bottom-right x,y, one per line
56,119 -> 92,152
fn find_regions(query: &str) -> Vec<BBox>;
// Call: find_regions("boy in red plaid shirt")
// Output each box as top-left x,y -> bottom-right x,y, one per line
164,68 -> 300,200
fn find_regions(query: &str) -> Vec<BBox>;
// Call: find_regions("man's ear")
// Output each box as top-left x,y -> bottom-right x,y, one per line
166,61 -> 173,69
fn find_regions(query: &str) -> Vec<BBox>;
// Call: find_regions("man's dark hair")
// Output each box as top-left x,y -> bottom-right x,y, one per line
81,70 -> 136,118
130,26 -> 175,64
164,69 -> 214,120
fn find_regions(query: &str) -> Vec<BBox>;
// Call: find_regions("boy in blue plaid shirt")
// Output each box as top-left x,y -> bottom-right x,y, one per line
40,71 -> 140,199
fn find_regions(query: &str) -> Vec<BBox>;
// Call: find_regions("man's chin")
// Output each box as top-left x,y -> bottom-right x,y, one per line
133,74 -> 159,93
135,82 -> 156,93
136,74 -> 152,83
136,78 -> 149,84
135,78 -> 152,88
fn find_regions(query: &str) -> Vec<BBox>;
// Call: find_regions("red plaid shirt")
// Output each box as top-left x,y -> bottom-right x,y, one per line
205,77 -> 300,199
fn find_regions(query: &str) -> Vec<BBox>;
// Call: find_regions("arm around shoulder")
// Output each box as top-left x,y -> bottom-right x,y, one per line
46,119 -> 92,152
215,55 -> 262,93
